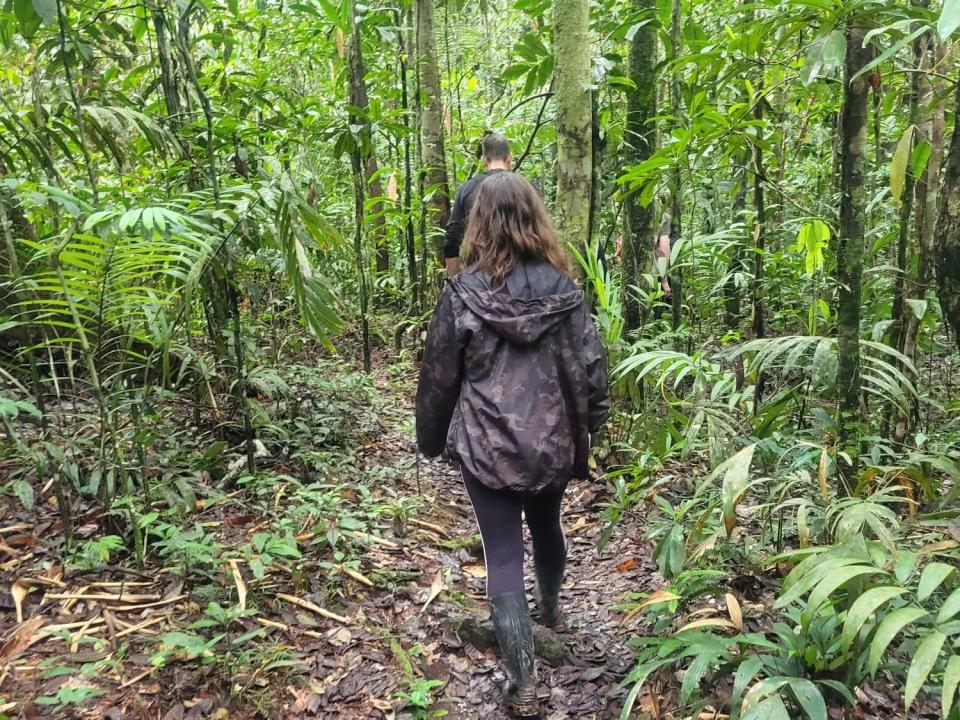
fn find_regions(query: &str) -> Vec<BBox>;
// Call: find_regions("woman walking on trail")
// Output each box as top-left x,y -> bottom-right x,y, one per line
415,172 -> 609,717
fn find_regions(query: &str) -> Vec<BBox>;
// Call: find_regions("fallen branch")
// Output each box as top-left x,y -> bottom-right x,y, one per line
275,593 -> 349,624
256,616 -> 324,639
110,594 -> 186,612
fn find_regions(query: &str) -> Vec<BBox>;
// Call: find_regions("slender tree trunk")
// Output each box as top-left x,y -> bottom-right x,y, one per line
750,21 -> 766,343
346,9 -> 389,276
351,150 -> 372,372
891,19 -> 928,355
725,157 -> 749,329
668,0 -> 682,331
622,0 -> 657,330
836,26 -> 871,492
150,1 -> 182,130
888,31 -> 927,444
397,8 -> 420,312
935,67 -> 960,353
415,0 -> 450,257
553,0 -> 593,250
751,102 -> 766,341
895,69 -> 945,443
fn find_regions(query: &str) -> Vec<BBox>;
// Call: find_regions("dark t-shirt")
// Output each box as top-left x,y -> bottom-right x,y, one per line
442,168 -> 507,259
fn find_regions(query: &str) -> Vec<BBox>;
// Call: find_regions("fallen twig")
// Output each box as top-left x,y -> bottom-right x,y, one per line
110,594 -> 186,612
275,593 -> 349,624
255,617 -> 324,639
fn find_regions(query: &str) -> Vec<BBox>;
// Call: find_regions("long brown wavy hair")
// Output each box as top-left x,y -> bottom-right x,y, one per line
461,172 -> 571,288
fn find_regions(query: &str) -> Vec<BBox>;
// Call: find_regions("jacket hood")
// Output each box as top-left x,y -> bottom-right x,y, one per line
450,272 -> 583,346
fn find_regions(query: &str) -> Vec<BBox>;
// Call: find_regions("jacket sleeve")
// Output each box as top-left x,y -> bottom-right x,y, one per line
442,187 -> 468,259
582,308 -> 610,432
415,285 -> 464,456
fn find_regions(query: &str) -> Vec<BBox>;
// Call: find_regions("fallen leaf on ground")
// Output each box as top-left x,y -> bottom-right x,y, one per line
421,569 -> 446,613
462,564 -> 486,578
0,614 -> 45,661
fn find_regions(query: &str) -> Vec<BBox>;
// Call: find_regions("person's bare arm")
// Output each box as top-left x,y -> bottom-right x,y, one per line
655,233 -> 671,297
445,257 -> 461,276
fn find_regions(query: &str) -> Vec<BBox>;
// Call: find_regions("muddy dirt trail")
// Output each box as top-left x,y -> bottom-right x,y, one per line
331,422 -> 660,720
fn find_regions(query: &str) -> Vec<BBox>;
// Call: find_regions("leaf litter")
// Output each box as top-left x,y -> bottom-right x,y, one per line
0,362 -> 666,719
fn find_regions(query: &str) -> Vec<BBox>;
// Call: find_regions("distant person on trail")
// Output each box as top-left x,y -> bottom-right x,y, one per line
415,173 -> 609,717
443,132 -> 513,276
655,207 -> 672,298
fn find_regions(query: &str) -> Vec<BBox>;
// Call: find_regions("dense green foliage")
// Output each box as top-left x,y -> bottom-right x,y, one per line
2,0 -> 960,717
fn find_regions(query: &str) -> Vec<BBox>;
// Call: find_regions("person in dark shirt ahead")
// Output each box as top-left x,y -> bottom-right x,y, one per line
443,132 -> 512,276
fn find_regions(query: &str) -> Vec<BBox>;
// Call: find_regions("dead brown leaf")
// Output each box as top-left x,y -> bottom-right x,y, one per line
725,593 -> 743,631
0,614 -> 45,662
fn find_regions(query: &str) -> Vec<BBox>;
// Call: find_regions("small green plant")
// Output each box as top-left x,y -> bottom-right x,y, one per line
389,638 -> 447,718
35,684 -> 106,709
69,535 -> 125,570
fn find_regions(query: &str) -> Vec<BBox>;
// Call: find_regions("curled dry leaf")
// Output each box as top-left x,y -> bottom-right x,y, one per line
420,569 -> 446,613
11,579 -> 31,623
620,589 -> 681,626
229,560 -> 246,612
725,592 -> 743,631
0,614 -> 45,661
676,617 -> 737,633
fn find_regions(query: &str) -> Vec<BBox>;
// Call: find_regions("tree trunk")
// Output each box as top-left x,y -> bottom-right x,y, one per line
750,77 -> 766,342
553,0 -> 593,250
346,9 -> 389,275
397,7 -> 420,312
622,0 -> 657,331
836,26 -> 871,493
724,156 -> 749,329
415,0 -> 450,256
935,68 -> 960,353
892,31 -> 941,443
668,0 -> 682,332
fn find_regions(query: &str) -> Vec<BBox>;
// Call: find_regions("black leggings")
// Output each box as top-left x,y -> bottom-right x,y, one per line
462,469 -> 568,598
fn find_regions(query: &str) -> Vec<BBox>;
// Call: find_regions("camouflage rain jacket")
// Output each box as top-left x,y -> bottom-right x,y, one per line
415,262 -> 609,494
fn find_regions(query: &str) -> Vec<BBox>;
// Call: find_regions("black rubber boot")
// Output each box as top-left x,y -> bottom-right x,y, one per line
489,592 -> 539,717
534,546 -> 565,629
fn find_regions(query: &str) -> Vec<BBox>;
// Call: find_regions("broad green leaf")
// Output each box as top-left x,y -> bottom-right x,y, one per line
119,208 -> 143,232
918,562 -> 955,602
742,677 -> 790,713
794,219 -> 829,276
943,654 -> 960,719
787,678 -> 827,720
14,0 -> 41,37
730,656 -> 765,720
939,0 -> 960,40
841,586 -> 906,651
802,565 -> 881,627
905,631 -> 947,712
906,299 -> 928,321
868,606 -> 928,675
14,0 -> 36,24
821,31 -> 845,72
681,652 -> 713,706
32,0 -> 55,24
937,586 -> 960,624
913,140 -> 933,179
13,479 -> 34,510
890,125 -> 915,204
721,444 -> 756,537
619,658 -> 675,720
852,26 -> 927,83
741,695 -> 790,720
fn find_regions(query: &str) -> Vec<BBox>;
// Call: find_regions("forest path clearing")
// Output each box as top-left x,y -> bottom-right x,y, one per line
0,364 -> 660,719
357,427 -> 659,720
